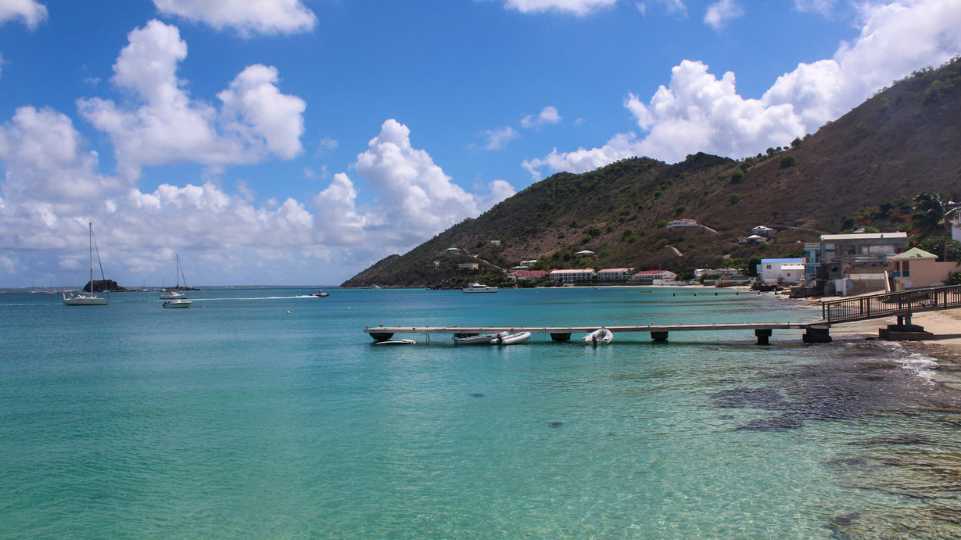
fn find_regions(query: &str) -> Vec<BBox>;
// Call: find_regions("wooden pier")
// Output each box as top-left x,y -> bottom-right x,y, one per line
365,321 -> 829,345
364,286 -> 961,345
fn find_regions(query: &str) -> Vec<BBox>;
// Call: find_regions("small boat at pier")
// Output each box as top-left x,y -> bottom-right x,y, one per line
454,333 -> 500,344
582,328 -> 614,345
490,331 -> 531,345
373,339 -> 416,345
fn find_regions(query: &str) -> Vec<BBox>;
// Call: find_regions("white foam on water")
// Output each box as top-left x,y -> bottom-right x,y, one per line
871,341 -> 940,381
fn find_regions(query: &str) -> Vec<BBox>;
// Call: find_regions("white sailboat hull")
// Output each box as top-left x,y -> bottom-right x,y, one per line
63,293 -> 108,306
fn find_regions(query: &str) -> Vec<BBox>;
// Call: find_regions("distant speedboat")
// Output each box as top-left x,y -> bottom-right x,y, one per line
312,290 -> 330,297
490,331 -> 531,345
582,328 -> 614,345
63,223 -> 109,306
162,299 -> 192,308
463,283 -> 498,293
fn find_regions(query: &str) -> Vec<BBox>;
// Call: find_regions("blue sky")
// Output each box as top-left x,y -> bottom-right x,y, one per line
0,0 -> 959,287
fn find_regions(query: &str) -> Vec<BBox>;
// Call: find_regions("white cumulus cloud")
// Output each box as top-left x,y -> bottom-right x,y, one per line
0,107 -> 120,234
794,0 -> 836,16
524,0 -> 961,179
355,119 -> 486,246
483,126 -> 520,150
704,0 -> 743,30
521,106 -> 562,128
498,0 -> 617,16
0,0 -> 47,29
77,20 -> 305,180
153,0 -> 316,35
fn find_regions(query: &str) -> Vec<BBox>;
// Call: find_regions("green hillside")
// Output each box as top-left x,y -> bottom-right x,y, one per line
343,58 -> 961,288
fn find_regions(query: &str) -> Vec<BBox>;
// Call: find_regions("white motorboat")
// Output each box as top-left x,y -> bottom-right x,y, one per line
463,283 -> 498,293
312,290 -> 330,297
582,328 -> 614,345
490,331 -> 532,345
159,254 -> 191,299
162,299 -> 192,308
63,223 -> 109,306
454,333 -> 500,344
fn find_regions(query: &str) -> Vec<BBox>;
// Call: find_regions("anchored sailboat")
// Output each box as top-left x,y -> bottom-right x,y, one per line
63,223 -> 109,306
159,254 -> 190,299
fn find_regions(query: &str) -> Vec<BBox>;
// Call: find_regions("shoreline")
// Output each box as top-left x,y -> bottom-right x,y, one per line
798,291 -> 961,387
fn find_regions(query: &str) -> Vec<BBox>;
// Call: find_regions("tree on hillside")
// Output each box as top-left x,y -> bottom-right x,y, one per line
910,192 -> 961,261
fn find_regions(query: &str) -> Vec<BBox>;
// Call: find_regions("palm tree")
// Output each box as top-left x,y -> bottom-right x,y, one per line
910,192 -> 961,261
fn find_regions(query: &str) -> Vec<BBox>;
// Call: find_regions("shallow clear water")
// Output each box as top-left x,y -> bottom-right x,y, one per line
1,288 -> 958,538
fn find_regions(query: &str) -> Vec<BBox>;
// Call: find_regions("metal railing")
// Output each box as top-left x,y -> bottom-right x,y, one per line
822,285 -> 961,324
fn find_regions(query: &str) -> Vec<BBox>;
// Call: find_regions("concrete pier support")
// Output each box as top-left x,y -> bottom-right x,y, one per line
550,333 -> 571,342
755,329 -> 772,345
651,331 -> 669,342
879,324 -> 934,341
802,327 -> 832,343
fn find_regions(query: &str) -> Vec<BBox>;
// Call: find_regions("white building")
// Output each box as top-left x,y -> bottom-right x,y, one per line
519,259 -> 538,268
458,263 -> 479,270
739,235 -> 766,245
751,225 -> 775,237
694,268 -> 731,278
666,219 -> 697,228
596,268 -> 634,281
445,247 -> 461,254
507,270 -> 548,282
550,269 -> 595,283
758,258 -> 806,284
490,240 -> 501,246
574,250 -> 595,258
631,270 -> 677,284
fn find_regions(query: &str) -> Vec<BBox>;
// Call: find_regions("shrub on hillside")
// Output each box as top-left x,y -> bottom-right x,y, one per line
780,154 -> 796,168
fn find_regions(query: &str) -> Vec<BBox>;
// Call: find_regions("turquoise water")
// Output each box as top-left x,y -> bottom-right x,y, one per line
2,288 -> 959,538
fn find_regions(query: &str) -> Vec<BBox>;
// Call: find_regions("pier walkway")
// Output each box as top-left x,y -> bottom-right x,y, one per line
365,285 -> 961,345
821,284 -> 961,324
366,322 -> 825,345
819,284 -> 961,340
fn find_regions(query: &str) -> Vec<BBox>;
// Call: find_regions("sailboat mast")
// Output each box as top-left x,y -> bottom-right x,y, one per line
88,223 -> 94,293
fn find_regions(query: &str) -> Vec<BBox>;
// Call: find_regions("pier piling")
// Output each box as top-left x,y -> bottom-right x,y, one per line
755,329 -> 772,345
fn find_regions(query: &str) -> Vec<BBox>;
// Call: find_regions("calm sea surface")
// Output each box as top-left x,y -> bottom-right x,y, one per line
2,287 -> 960,539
